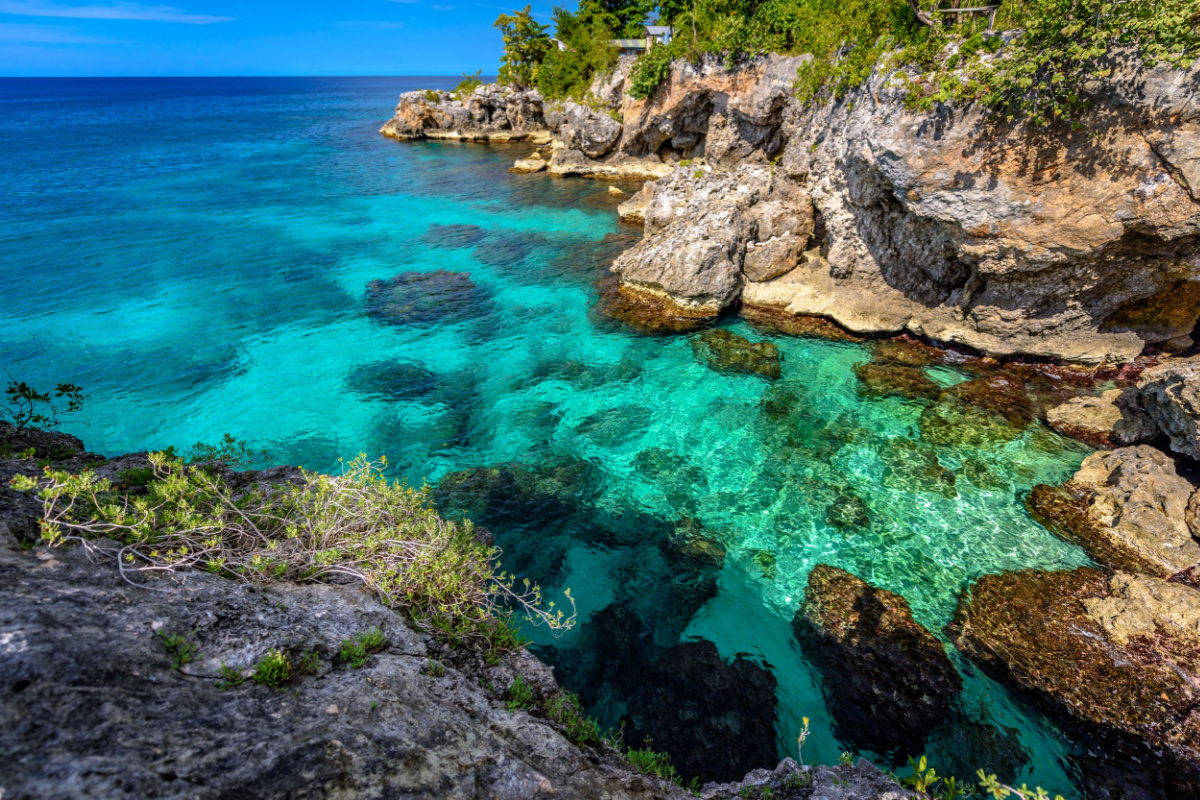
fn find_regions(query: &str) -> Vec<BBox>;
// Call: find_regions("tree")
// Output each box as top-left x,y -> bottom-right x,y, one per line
494,6 -> 553,88
576,0 -> 655,37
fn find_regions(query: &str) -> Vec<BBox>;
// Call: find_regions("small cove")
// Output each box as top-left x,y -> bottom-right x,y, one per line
0,76 -> 1093,795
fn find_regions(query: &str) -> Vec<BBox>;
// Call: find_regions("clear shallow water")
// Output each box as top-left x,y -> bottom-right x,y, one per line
2,78 -> 1093,794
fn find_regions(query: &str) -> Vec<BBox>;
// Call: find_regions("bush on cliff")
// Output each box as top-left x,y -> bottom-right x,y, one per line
494,5 -> 553,88
623,0 -> 1199,124
537,15 -> 621,99
14,452 -> 575,648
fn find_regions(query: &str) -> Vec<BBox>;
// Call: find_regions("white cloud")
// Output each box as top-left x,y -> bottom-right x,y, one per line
431,4 -> 455,9
0,1 -> 233,24
0,20 -> 115,40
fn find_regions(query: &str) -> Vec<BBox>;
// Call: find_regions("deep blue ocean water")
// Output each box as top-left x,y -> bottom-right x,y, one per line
1,77 -> 1096,794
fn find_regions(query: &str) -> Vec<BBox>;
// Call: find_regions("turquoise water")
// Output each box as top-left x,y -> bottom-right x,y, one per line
1,78 -> 1093,794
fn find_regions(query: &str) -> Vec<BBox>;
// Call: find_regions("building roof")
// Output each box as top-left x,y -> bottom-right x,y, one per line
644,25 -> 672,34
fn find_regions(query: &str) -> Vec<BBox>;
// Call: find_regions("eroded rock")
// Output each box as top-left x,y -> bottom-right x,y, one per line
949,568 -> 1200,798
1137,356 -> 1200,459
1046,388 -> 1157,448
1027,446 -> 1200,578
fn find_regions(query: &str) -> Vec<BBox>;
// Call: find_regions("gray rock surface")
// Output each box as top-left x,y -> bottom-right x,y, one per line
699,757 -> 914,800
1137,356 -> 1200,459
1046,388 -> 1157,448
560,102 -> 623,159
382,85 -> 551,143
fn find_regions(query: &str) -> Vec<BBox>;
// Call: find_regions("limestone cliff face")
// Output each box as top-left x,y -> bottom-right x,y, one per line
383,52 -> 1200,364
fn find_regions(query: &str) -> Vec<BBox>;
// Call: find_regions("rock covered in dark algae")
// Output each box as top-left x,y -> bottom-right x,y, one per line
691,328 -> 782,380
949,567 -> 1200,800
366,269 -> 494,326
853,362 -> 942,401
794,565 -> 962,763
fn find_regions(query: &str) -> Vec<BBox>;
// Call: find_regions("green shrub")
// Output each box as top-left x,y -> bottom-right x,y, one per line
3,379 -> 85,439
115,467 -> 154,488
157,630 -> 198,670
216,663 -> 246,689
495,5 -> 552,88
544,690 -> 601,745
625,743 -> 679,782
184,433 -> 268,469
422,89 -> 442,103
251,649 -> 292,688
338,629 -> 387,668
505,674 -> 536,710
15,453 -> 575,648
454,70 -> 484,101
628,40 -> 681,99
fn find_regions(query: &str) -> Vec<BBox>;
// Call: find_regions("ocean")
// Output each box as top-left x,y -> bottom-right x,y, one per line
0,76 -> 1093,793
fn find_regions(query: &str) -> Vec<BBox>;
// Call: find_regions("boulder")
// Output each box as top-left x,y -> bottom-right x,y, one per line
1046,388 -> 1157,448
560,102 -> 623,159
617,181 -> 655,224
1137,356 -> 1200,459
853,362 -> 942,401
1028,446 -> 1200,578
511,153 -> 547,173
948,568 -> 1200,798
794,565 -> 962,761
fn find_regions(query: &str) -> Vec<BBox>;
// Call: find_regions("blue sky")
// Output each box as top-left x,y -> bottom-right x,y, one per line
0,0 -> 557,75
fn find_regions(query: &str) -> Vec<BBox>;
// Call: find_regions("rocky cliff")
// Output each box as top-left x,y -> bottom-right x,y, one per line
0,424 -> 913,800
383,52 -> 1200,364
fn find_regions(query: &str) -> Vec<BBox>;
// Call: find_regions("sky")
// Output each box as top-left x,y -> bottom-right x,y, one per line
0,0 -> 560,75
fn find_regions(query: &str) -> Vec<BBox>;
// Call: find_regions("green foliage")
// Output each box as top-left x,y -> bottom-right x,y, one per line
454,70 -> 484,101
977,771 -> 1066,800
115,467 -> 155,488
157,630 -> 198,670
628,38 -> 681,98
185,433 -> 268,469
576,0 -> 654,36
216,663 -> 246,689
425,658 -> 445,677
18,453 -> 576,648
422,88 -> 442,102
252,649 -> 292,688
782,770 -> 812,789
505,674 -> 536,710
544,690 -> 601,745
495,5 -> 553,88
338,629 -> 387,668
3,380 -> 85,438
625,743 -> 680,783
537,17 -> 621,99
298,649 -> 322,675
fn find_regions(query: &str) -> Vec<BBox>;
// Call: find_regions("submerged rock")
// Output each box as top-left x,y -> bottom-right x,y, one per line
741,304 -> 862,342
366,270 -> 493,327
625,640 -> 778,784
853,362 -> 941,402
949,568 -> 1200,798
795,566 -> 962,762
345,360 -> 441,402
420,222 -> 488,249
919,395 -> 1024,449
880,439 -> 958,499
1027,446 -> 1200,579
690,328 -> 782,380
825,491 -> 871,532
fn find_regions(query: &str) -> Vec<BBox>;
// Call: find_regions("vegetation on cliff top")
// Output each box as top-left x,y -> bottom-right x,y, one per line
495,0 -> 1199,125
14,450 -> 576,651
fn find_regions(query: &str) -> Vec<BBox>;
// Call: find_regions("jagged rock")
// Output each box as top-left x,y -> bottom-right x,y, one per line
1136,356 -> 1200,459
591,277 -> 714,334
948,568 -> 1200,799
381,85 -> 550,143
690,328 -> 782,380
1046,388 -> 1157,448
625,639 -> 778,784
853,362 -> 942,401
1027,446 -> 1200,578
794,565 -> 962,762
699,758 -> 915,800
560,102 -> 622,159
618,180 -> 655,224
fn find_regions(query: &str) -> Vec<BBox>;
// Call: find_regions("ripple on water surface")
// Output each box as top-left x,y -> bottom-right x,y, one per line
0,77 -> 1094,796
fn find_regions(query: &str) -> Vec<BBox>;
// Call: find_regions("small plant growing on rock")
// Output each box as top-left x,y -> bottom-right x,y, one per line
425,658 -> 445,677
625,742 -> 679,783
977,771 -> 1066,800
505,674 -> 536,711
796,715 -> 810,766
3,379 -> 85,441
544,690 -> 600,746
216,663 -> 246,689
338,629 -> 386,668
157,630 -> 198,670
251,649 -> 292,688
